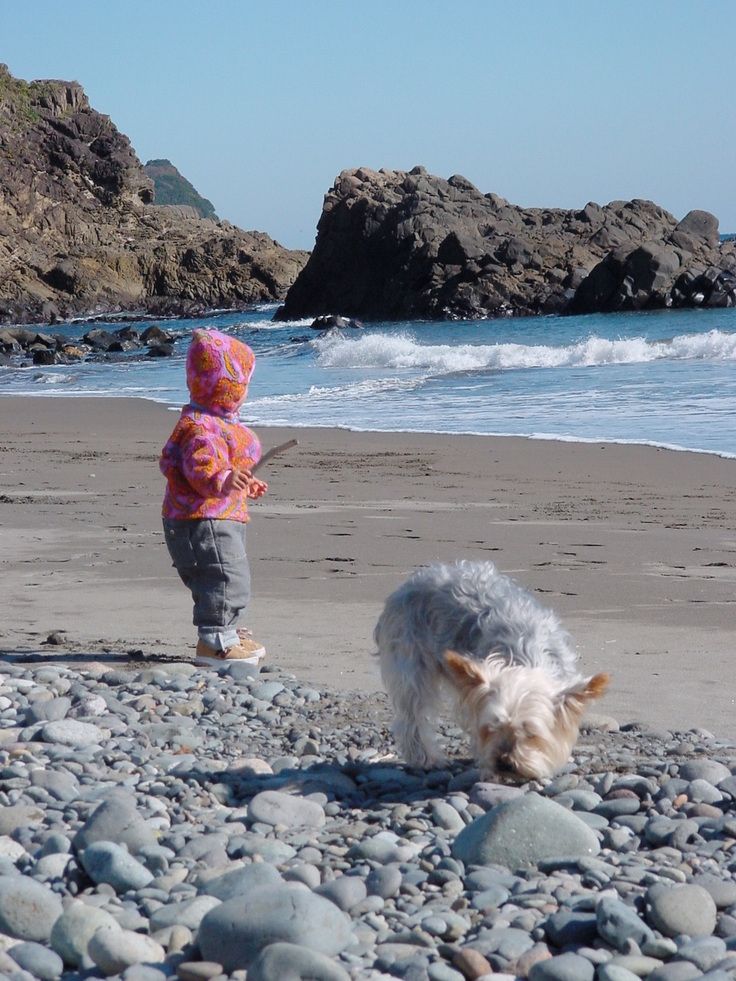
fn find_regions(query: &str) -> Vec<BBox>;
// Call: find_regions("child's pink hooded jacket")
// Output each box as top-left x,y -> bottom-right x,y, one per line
160,329 -> 262,522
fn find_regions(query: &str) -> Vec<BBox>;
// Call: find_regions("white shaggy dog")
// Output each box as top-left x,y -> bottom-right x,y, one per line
375,560 -> 609,781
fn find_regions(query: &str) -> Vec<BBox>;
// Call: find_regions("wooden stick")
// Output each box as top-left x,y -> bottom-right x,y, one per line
252,438 -> 298,474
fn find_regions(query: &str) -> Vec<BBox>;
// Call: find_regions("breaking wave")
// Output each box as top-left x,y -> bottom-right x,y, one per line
314,328 -> 736,375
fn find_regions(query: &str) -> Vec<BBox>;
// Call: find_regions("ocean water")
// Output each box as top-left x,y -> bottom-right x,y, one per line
2,305 -> 736,458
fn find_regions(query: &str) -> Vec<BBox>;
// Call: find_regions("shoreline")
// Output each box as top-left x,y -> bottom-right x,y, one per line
1,396 -> 735,738
3,392 -> 736,463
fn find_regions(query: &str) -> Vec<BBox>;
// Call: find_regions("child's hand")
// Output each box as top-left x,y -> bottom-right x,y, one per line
223,468 -> 268,499
246,476 -> 268,499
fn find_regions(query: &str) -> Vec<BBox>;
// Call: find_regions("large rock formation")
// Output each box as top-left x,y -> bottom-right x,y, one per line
0,66 -> 309,324
277,165 -> 736,321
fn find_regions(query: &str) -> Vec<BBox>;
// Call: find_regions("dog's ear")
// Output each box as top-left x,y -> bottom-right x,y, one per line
443,649 -> 487,691
556,672 -> 610,723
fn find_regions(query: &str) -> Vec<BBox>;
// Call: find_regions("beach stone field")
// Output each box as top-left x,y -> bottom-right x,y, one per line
0,660 -> 733,981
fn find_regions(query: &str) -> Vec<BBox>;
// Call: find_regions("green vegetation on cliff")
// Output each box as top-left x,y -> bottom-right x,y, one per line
144,158 -> 219,220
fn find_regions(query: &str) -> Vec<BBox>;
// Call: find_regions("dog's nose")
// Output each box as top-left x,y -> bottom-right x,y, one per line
496,756 -> 515,774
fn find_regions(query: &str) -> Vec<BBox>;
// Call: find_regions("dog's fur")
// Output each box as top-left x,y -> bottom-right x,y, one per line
375,560 -> 609,781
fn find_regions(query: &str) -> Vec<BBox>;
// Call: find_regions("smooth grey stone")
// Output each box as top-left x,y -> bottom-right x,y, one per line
692,874 -> 736,909
25,697 -> 71,724
676,937 -> 728,971
283,864 -> 321,889
646,883 -> 717,939
30,769 -> 79,802
641,938 -> 679,960
87,926 -> 165,975
201,863 -> 282,901
228,833 -> 297,864
608,956 -> 664,976
645,818 -> 679,847
198,885 -> 353,972
529,951 -> 595,981
543,774 -> 580,796
178,833 -> 229,860
470,885 -> 511,911
41,719 -> 107,746
431,801 -> 466,831
610,775 -> 658,797
8,941 -> 64,981
81,841 -> 154,892
38,833 -> 72,857
555,790 -> 602,811
452,792 -> 600,869
471,926 -> 534,959
247,941 -> 351,981
718,776 -> 736,796
575,812 -> 611,831
314,874 -> 367,911
545,910 -> 598,947
148,895 -> 221,931
69,694 -> 108,717
598,967 -> 642,981
73,793 -> 157,855
679,760 -> 731,784
222,661 -> 261,681
465,868 -> 519,891
688,779 -> 723,804
50,902 -> 120,967
0,875 -> 63,942
614,815 -> 648,835
468,783 -> 525,810
33,852 -> 74,880
365,864 -> 403,899
428,963 -> 466,981
648,963 -> 705,981
347,832 -> 419,864
120,966 -> 168,981
597,895 -> 656,952
248,790 -> 325,829
174,962 -> 223,981
0,804 -> 45,835
251,681 -> 285,703
594,798 -> 642,819
137,844 -> 173,875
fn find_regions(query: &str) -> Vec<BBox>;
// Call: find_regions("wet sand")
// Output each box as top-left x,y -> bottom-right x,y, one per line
1,396 -> 734,736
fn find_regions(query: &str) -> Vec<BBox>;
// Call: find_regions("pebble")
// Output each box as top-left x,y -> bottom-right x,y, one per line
87,926 -> 166,976
197,885 -> 353,971
0,660 -> 729,981
452,792 -> 600,868
7,941 -> 64,981
49,902 -> 120,967
645,883 -> 718,938
246,941 -> 352,981
0,876 -> 64,942
80,841 -> 154,892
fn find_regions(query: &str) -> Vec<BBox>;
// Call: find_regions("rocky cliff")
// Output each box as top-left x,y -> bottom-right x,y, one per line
0,66 -> 309,324
277,165 -> 736,321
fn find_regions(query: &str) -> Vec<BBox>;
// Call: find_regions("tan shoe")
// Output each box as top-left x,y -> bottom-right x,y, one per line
195,637 -> 266,667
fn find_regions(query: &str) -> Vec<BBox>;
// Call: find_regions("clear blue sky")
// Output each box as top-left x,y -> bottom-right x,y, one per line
5,1 -> 735,250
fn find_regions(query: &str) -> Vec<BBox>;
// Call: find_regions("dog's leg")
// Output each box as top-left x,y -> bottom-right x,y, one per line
379,644 -> 447,769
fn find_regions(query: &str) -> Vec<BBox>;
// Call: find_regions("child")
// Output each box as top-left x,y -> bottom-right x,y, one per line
160,328 -> 268,667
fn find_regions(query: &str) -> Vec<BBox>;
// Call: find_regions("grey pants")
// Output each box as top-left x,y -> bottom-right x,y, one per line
163,518 -> 250,650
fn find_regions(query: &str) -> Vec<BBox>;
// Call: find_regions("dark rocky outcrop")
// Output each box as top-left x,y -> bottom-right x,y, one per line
277,165 -> 736,321
0,322 -> 182,367
0,66 -> 309,324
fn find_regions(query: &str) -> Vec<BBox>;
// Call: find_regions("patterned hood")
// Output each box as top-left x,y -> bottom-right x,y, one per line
186,329 -> 256,416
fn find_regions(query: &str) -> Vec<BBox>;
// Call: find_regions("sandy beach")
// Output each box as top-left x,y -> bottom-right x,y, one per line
0,396 -> 734,738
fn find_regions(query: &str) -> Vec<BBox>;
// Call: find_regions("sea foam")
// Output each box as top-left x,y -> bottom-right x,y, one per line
314,328 -> 736,374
